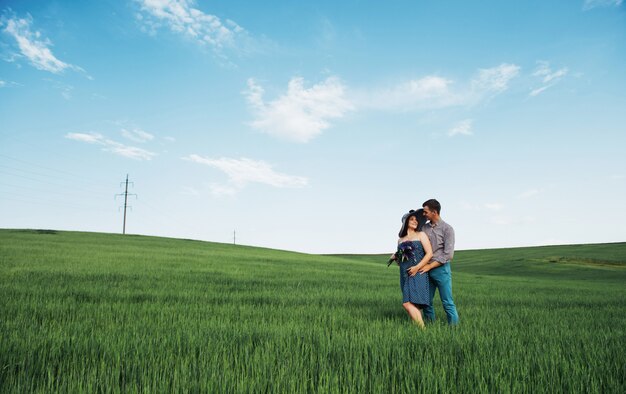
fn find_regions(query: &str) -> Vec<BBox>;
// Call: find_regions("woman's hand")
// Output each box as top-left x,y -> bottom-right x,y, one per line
407,265 -> 419,277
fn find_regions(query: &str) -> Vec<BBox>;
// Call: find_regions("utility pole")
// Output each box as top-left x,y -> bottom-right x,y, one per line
233,230 -> 236,245
115,174 -> 137,235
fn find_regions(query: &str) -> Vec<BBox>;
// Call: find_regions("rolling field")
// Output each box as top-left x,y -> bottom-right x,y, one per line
1,229 -> 625,393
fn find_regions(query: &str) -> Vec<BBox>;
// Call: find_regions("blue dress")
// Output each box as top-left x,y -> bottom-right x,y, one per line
398,240 -> 431,307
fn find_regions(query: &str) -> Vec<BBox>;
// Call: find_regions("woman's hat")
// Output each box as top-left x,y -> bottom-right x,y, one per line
401,209 -> 418,223
399,209 -> 426,237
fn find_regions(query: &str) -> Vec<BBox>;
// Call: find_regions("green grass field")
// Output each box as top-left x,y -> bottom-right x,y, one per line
1,229 -> 625,393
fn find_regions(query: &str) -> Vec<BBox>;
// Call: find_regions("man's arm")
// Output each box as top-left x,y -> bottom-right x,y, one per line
418,259 -> 441,273
443,225 -> 455,262
418,224 -> 455,273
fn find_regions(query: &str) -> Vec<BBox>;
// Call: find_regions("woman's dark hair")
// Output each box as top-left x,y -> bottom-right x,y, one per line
422,199 -> 441,214
398,209 -> 427,237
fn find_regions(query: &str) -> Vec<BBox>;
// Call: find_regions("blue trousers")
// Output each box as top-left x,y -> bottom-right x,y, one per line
423,263 -> 459,325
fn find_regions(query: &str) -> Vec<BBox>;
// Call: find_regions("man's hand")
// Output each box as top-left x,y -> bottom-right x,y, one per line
417,263 -> 431,274
419,260 -> 442,274
407,266 -> 419,277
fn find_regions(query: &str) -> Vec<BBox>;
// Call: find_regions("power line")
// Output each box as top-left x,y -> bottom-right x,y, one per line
0,154 -> 109,191
0,191 -> 110,211
0,167 -> 109,197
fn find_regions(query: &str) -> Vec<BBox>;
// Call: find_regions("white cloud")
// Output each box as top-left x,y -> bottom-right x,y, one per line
358,63 -> 520,112
460,201 -> 479,211
66,132 -> 104,144
471,63 -> 521,93
484,203 -> 504,211
359,76 -> 460,111
583,0 -> 623,10
518,189 -> 540,199
43,78 -> 74,99
121,128 -> 154,143
490,215 -> 535,226
208,183 -> 238,197
184,154 -> 308,192
242,64 -> 519,139
0,79 -> 21,88
535,66 -> 568,84
529,86 -> 550,97
65,132 -> 156,160
1,51 -> 21,64
448,119 -> 473,137
2,14 -> 83,74
104,142 -> 156,161
460,201 -> 503,211
530,61 -> 569,97
245,76 -> 353,143
60,88 -> 72,100
136,0 -> 249,54
180,186 -> 201,196
490,216 -> 511,225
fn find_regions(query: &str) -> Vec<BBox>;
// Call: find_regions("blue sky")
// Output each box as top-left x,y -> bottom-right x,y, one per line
1,0 -> 625,254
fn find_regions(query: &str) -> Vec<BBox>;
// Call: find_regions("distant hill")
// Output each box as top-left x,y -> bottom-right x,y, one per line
332,242 -> 626,282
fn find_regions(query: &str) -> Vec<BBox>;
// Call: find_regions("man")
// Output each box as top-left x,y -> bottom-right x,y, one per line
416,199 -> 459,325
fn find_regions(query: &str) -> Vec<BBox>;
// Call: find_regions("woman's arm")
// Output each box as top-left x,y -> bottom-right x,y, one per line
389,239 -> 402,261
407,233 -> 433,276
417,234 -> 441,274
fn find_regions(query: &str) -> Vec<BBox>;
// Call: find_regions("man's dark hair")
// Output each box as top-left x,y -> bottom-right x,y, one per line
422,199 -> 441,214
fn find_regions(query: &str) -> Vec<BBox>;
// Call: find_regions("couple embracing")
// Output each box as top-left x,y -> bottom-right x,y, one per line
390,199 -> 459,328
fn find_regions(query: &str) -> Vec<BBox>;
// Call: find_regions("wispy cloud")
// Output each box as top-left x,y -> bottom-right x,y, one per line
358,76 -> 460,111
180,186 -> 201,196
484,203 -> 504,211
208,183 -> 238,197
518,189 -> 540,199
121,128 -> 154,143
530,61 -> 568,96
358,63 -> 520,112
460,201 -> 504,211
65,132 -> 157,160
43,78 -> 74,99
448,119 -> 473,137
245,76 -> 353,143
464,198 -> 540,225
0,79 -> 20,88
136,0 -> 251,57
490,215 -> 535,226
243,63 -> 518,142
66,132 -> 104,144
529,85 -> 550,97
583,0 -> 623,10
2,13 -> 84,74
183,154 -> 308,194
471,63 -> 521,94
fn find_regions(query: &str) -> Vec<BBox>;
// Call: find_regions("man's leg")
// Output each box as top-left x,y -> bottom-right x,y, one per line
436,264 -> 459,325
422,274 -> 438,322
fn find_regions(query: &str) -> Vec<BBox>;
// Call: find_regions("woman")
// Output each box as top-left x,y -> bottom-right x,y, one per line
392,209 -> 433,328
